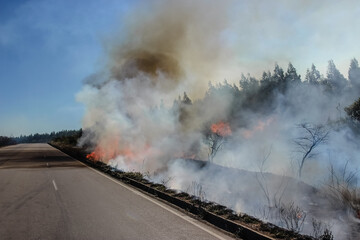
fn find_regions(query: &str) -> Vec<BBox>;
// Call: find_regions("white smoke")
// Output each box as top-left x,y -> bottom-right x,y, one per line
76,1 -> 360,238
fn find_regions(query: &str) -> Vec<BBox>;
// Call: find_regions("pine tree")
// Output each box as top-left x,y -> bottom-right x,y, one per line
272,63 -> 286,92
239,73 -> 259,94
182,92 -> 192,105
348,58 -> 360,90
272,63 -> 285,83
285,62 -> 301,85
260,71 -> 272,86
345,97 -> 360,121
326,60 -> 347,93
305,64 -> 321,85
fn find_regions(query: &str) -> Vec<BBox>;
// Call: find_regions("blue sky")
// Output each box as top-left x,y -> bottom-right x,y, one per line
0,0 -> 134,136
1,0 -> 360,136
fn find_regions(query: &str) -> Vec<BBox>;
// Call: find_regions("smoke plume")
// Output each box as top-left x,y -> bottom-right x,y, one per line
77,1 -> 360,238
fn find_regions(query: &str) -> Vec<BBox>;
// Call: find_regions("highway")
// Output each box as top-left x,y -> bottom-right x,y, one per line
0,143 -> 234,240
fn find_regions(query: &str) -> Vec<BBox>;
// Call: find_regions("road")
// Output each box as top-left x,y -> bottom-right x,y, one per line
0,143 -> 234,240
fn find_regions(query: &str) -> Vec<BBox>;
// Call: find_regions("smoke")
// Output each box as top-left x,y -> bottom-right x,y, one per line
101,0 -> 237,97
76,0 -> 360,238
77,0 -> 237,170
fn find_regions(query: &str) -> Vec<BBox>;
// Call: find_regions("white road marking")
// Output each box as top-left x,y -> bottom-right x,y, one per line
52,180 -> 58,191
77,161 -> 230,240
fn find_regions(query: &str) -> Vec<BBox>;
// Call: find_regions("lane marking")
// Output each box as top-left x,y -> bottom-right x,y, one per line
77,161 -> 229,240
52,180 -> 58,191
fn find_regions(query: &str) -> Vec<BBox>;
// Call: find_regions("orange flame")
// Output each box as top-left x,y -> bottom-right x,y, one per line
86,137 -> 121,163
86,137 -> 151,164
86,150 -> 101,162
86,145 -> 118,162
211,121 -> 232,137
86,146 -> 137,162
243,117 -> 273,139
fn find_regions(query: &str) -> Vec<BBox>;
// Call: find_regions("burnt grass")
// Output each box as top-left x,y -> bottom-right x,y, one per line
50,141 -> 315,240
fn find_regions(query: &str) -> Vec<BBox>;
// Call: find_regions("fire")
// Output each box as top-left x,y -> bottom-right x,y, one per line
86,149 -> 102,162
86,145 -> 118,162
86,137 -> 152,165
86,137 -> 122,163
243,117 -> 274,139
86,146 -> 137,162
211,121 -> 232,137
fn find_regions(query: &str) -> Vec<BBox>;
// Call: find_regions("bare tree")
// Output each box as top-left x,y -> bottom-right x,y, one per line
293,123 -> 329,178
255,147 -> 273,207
207,132 -> 226,162
324,161 -> 360,215
255,146 -> 289,221
278,201 -> 306,233
311,218 -> 334,240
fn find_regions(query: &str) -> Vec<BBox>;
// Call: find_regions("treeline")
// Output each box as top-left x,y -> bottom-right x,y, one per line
13,129 -> 82,144
173,58 -> 360,127
0,136 -> 16,147
52,129 -> 82,146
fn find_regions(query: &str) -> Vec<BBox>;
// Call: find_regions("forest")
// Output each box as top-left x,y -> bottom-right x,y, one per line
0,129 -> 82,147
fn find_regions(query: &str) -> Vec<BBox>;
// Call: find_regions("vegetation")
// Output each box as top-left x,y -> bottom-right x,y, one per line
174,58 -> 360,122
51,139 -> 338,240
49,58 -> 360,239
12,129 -> 82,144
52,129 -> 82,146
324,161 -> 360,214
293,123 -> 329,178
0,136 -> 16,147
345,97 -> 360,122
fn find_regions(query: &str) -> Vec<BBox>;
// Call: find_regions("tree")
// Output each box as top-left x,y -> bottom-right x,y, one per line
325,161 -> 359,213
206,122 -> 231,162
207,132 -> 226,162
272,63 -> 288,93
325,60 -> 348,93
0,136 -> 16,147
348,58 -> 360,90
255,146 -> 287,208
345,97 -> 360,122
305,64 -> 321,85
285,63 -> 301,85
181,92 -> 192,105
260,71 -> 272,87
177,92 -> 192,123
293,123 -> 329,178
272,63 -> 285,84
239,73 -> 259,94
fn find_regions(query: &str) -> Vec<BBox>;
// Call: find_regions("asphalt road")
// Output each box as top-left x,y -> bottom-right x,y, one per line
0,143 -> 234,240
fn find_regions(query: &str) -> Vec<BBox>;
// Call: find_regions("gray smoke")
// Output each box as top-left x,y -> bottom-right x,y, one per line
77,1 -> 360,238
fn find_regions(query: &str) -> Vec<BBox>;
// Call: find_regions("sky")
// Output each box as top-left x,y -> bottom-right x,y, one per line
0,0 -> 360,136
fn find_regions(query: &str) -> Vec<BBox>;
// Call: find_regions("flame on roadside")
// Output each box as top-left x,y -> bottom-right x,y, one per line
211,121 -> 232,137
86,145 -> 119,162
86,148 -> 102,162
86,137 -> 121,163
86,146 -> 137,162
86,122 -> 232,165
86,139 -> 153,166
